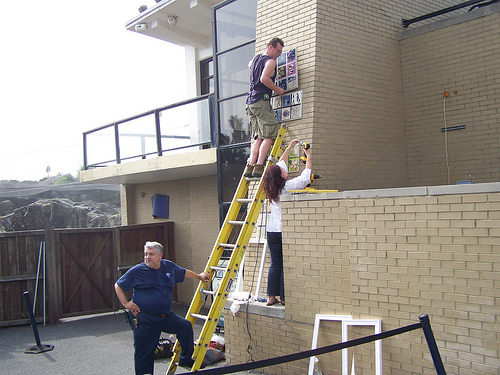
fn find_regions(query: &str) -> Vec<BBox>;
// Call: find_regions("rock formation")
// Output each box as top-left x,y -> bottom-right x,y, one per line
0,176 -> 121,231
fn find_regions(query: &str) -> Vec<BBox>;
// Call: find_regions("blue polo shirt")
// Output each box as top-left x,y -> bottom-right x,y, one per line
116,259 -> 186,316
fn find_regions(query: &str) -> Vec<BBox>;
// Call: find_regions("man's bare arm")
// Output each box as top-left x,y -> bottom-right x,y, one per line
260,59 -> 285,95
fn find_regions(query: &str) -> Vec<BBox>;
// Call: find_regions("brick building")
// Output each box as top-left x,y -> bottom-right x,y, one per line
81,1 -> 500,373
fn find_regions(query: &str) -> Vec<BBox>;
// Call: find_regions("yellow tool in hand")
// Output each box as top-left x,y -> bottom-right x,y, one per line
299,141 -> 310,163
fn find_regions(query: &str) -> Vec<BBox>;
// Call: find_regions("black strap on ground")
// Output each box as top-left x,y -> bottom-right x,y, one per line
196,314 -> 446,375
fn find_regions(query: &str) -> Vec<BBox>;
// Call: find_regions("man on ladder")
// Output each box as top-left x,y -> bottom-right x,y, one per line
244,37 -> 286,178
167,36 -> 287,375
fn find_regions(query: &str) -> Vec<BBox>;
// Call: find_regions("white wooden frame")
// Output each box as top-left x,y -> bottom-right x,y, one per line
341,319 -> 382,375
308,314 -> 382,375
308,314 -> 352,375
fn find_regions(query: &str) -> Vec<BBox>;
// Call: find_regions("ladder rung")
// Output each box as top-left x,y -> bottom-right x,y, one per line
227,220 -> 245,225
191,313 -> 209,321
236,198 -> 253,203
202,290 -> 216,295
209,266 -> 227,271
219,243 -> 236,249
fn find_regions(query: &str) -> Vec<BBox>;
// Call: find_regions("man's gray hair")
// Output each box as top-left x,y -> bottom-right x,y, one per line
144,241 -> 163,254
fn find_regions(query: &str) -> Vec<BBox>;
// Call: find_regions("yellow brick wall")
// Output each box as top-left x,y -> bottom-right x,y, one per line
225,185 -> 500,374
121,176 -> 219,303
312,0 -> 411,191
256,0 -> 461,191
401,11 -> 500,186
254,0 -> 317,161
255,0 -> 499,191
223,3 -> 500,374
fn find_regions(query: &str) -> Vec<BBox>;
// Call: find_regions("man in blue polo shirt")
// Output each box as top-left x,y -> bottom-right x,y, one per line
115,241 -> 210,375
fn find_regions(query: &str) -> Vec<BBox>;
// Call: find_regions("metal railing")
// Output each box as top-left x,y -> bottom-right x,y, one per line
83,94 -> 215,169
402,0 -> 495,28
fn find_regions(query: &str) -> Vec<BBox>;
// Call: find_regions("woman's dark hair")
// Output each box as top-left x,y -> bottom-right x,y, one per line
262,164 -> 286,203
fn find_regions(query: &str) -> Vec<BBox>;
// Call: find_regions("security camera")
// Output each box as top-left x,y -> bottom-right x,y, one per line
135,23 -> 148,32
167,16 -> 177,28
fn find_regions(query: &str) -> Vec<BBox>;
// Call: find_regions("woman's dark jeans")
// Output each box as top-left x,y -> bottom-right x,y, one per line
266,231 -> 284,301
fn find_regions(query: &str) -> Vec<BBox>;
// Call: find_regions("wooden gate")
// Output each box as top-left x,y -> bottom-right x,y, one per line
116,222 -> 175,274
54,228 -> 117,318
0,231 -> 46,327
116,222 -> 176,299
1,223 -> 175,325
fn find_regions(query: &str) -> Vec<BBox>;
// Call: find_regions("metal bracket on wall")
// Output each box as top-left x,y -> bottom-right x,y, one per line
441,125 -> 466,132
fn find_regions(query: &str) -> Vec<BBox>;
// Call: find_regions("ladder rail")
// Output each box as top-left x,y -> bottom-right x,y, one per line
180,175 -> 255,321
191,189 -> 267,365
167,123 -> 287,374
168,177 -> 256,369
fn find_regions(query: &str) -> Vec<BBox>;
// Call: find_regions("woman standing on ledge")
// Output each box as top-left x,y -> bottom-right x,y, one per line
262,139 -> 312,306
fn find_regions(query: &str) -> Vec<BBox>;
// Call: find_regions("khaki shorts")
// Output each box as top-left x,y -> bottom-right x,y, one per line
245,99 -> 279,139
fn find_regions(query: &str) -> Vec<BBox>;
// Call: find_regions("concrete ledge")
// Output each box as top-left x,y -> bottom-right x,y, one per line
282,182 -> 500,202
287,191 -> 343,201
429,182 -> 500,196
81,148 -> 217,185
224,299 -> 285,319
342,186 -> 428,199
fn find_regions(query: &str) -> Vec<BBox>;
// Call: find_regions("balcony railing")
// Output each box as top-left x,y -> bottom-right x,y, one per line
83,94 -> 214,169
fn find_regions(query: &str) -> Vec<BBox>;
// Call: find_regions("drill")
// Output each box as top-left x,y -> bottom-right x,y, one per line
299,142 -> 310,164
307,173 -> 322,188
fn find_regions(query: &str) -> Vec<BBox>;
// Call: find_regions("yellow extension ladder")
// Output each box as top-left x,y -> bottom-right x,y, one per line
167,123 -> 287,374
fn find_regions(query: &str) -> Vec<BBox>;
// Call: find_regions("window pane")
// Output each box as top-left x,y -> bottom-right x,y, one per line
160,99 -> 210,152
219,96 -> 251,146
201,59 -> 214,95
216,0 -> 257,52
208,78 -> 214,94
208,60 -> 214,76
117,114 -> 157,161
219,146 -> 250,202
85,126 -> 116,166
217,42 -> 255,99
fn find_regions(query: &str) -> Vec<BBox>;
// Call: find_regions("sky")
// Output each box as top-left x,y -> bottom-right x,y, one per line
0,0 -> 187,181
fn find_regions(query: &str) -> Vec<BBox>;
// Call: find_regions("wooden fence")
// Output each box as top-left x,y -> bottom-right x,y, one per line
0,222 -> 174,326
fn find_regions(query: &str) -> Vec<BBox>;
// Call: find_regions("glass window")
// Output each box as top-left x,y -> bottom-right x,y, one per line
219,146 -> 250,202
85,126 -> 116,167
117,114 -> 158,161
200,58 -> 214,95
214,0 -> 258,209
159,98 -> 210,152
219,96 -> 251,146
217,42 -> 255,99
216,0 -> 257,52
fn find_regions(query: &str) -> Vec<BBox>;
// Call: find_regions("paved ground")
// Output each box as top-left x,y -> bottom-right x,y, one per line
0,303 -> 263,375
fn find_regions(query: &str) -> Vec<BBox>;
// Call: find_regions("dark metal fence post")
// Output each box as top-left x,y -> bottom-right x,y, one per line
114,122 -> 121,164
419,314 -> 447,375
23,291 -> 54,354
155,110 -> 163,157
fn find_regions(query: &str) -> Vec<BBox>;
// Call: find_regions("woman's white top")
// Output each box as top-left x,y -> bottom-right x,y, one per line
266,160 -> 312,233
